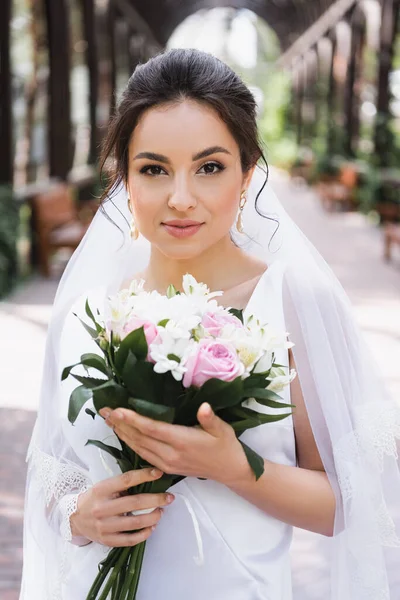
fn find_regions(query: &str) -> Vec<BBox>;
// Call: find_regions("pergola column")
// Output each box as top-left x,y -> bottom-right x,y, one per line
294,61 -> 306,146
0,0 -> 13,185
44,0 -> 73,179
108,0 -> 117,117
44,0 -> 72,180
326,36 -> 338,155
82,0 -> 99,166
374,0 -> 400,161
344,13 -> 365,156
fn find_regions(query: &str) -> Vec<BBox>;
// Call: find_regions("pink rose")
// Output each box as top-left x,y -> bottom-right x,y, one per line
123,318 -> 158,359
183,339 -> 244,388
201,311 -> 243,337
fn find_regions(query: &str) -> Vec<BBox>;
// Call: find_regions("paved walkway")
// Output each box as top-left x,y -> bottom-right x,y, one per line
1,169 -> 399,599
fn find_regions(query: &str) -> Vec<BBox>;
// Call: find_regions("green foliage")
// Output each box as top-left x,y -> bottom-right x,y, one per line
355,165 -> 400,216
258,70 -> 298,168
354,165 -> 382,214
307,153 -> 342,185
0,185 -> 19,299
373,112 -> 400,168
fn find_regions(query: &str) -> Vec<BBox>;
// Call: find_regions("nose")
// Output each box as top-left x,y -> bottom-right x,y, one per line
167,175 -> 197,212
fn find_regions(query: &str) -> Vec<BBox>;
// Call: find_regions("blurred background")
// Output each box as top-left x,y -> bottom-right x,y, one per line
1,1 -> 400,598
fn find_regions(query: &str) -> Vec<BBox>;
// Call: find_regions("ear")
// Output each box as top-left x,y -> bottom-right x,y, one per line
242,165 -> 256,192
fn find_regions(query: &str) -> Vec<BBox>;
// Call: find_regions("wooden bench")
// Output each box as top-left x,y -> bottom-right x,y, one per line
384,223 -> 400,262
31,183 -> 96,276
316,165 -> 358,212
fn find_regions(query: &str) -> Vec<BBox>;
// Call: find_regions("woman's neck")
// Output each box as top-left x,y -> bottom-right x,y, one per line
141,236 -> 264,294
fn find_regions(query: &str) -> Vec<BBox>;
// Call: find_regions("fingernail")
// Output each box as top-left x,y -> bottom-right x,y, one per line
166,493 -> 175,503
100,408 -> 111,419
151,468 -> 163,478
151,525 -> 157,531
114,410 -> 124,420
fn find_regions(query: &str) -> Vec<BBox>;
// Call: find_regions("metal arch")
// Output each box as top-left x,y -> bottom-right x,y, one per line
130,0 -> 335,49
277,0 -> 358,67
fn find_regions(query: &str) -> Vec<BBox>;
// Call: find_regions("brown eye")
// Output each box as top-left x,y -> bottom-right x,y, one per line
140,165 -> 166,176
198,162 -> 225,175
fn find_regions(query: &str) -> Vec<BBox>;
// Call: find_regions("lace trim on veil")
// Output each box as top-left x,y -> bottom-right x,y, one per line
334,399 -> 400,599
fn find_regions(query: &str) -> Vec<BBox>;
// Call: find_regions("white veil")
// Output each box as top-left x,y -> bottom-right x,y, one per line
20,165 -> 400,599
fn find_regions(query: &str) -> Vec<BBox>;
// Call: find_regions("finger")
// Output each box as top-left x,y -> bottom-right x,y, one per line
98,468 -> 163,496
100,508 -> 163,534
197,403 -> 225,438
109,408 -> 185,445
106,525 -> 155,548
114,424 -> 173,461
101,492 -> 175,517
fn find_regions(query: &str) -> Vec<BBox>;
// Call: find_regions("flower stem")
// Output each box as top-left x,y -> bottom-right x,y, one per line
127,541 -> 146,600
86,548 -> 123,599
98,546 -> 131,600
118,543 -> 141,599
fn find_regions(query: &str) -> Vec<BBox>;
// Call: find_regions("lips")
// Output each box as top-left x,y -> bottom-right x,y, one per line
163,220 -> 202,227
162,220 -> 204,239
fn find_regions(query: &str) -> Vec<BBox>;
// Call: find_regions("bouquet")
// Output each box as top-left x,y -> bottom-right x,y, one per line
63,274 -> 296,600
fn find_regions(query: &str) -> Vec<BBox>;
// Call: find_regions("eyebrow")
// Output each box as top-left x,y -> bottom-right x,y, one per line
132,146 -> 232,164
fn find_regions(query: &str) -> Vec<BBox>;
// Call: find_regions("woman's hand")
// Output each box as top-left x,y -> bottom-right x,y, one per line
70,468 -> 175,547
99,403 -> 252,487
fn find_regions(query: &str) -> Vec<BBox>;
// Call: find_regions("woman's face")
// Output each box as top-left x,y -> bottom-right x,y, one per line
126,99 -> 254,260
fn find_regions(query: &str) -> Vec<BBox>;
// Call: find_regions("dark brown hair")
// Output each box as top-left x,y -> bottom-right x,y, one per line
99,48 -> 269,204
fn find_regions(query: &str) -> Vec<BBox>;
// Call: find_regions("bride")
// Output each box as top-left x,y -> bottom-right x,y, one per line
20,48 -> 400,599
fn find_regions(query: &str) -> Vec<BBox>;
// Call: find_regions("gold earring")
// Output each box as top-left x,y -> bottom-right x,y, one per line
236,190 -> 247,234
127,197 -> 139,240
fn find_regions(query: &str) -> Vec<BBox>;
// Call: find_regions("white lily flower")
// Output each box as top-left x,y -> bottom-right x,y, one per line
182,274 -> 223,303
253,350 -> 274,374
128,278 -> 146,296
267,369 -> 297,392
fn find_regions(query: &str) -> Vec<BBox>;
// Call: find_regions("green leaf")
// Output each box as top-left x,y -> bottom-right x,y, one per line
194,376 -> 244,411
232,411 -> 292,434
85,298 -> 96,323
68,385 -> 93,423
158,318 -> 170,327
167,353 -> 180,362
116,457 -> 135,473
128,360 -> 163,403
62,362 -> 79,381
120,350 -> 137,391
73,313 -> 98,339
176,377 -> 243,426
239,441 -> 265,481
128,398 -> 176,423
85,408 -> 96,420
115,326 -> 148,371
71,374 -> 108,388
148,474 -> 175,493
166,284 -> 177,298
86,439 -> 123,461
92,380 -> 130,412
80,353 -> 109,376
84,299 -> 104,334
243,387 -> 295,409
228,308 -> 244,323
161,375 -> 185,408
244,374 -> 269,389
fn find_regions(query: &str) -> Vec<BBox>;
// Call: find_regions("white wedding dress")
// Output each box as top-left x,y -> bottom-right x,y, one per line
58,259 -> 296,600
